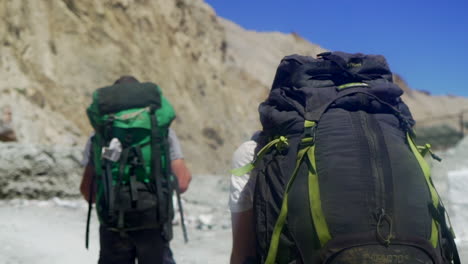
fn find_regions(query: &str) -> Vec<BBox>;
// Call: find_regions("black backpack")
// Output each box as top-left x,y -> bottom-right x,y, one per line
249,52 -> 459,264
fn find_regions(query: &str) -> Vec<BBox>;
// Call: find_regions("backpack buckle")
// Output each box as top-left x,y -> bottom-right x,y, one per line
304,120 -> 317,143
129,147 -> 145,167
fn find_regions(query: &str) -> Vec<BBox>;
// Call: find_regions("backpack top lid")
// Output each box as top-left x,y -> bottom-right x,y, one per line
93,82 -> 162,115
259,51 -> 414,137
87,82 -> 176,132
270,52 -> 393,91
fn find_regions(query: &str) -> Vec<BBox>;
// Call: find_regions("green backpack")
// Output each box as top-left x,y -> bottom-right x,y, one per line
85,82 -> 176,246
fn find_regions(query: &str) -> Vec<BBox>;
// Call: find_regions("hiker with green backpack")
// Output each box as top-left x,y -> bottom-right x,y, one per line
230,52 -> 460,264
80,76 -> 191,264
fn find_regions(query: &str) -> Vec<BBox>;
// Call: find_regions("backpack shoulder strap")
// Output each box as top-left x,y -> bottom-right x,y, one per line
149,105 -> 166,223
265,121 -> 331,264
85,171 -> 95,249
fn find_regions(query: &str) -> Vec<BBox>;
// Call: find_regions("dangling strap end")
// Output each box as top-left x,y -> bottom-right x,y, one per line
230,163 -> 255,177
430,152 -> 442,162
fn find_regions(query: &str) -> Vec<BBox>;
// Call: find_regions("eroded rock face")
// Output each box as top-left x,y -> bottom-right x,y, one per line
0,0 -> 324,174
0,0 -> 228,173
0,0 -> 467,175
0,142 -> 83,199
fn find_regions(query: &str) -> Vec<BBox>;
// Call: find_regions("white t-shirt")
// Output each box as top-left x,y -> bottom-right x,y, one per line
229,134 -> 260,213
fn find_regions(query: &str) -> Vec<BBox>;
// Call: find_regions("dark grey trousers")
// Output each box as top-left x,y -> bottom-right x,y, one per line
98,226 -> 176,264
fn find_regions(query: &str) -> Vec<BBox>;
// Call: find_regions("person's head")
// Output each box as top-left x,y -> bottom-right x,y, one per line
113,75 -> 139,84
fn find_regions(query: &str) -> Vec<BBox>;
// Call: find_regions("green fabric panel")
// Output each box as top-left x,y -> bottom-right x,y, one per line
407,133 -> 439,248
265,146 -> 309,264
89,103 -> 174,130
156,95 -> 176,127
306,145 -> 332,247
113,108 -> 152,129
337,82 -> 369,90
230,136 -> 289,177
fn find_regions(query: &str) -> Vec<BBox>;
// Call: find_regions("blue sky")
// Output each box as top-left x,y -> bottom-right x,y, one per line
205,0 -> 468,97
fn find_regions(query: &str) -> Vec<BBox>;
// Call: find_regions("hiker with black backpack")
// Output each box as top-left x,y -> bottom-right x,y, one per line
230,52 -> 460,264
80,76 -> 191,264
229,131 -> 262,264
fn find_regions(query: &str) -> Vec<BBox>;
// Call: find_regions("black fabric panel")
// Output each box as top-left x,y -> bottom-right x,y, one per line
319,51 -> 393,82
270,55 -> 315,90
253,136 -> 302,262
258,104 -> 304,137
254,152 -> 292,262
97,82 -> 161,114
100,182 -> 159,228
360,111 -> 394,240
288,161 -> 321,264
396,98 -> 416,127
290,61 -> 340,88
315,109 -> 375,236
376,113 -> 432,239
303,86 -> 338,115
253,168 -> 268,263
315,108 -> 430,241
333,81 -> 403,106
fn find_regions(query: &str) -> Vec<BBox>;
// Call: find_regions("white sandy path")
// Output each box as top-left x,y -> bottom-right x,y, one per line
0,174 -> 233,264
0,201 -> 99,264
0,200 -> 232,264
2,171 -> 467,264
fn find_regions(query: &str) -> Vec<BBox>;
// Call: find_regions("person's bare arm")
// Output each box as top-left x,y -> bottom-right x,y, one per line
230,209 -> 257,264
80,164 -> 96,203
171,158 -> 191,193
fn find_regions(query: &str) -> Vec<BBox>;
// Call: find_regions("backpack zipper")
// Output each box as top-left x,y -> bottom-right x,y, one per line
359,111 -> 394,244
360,112 -> 384,211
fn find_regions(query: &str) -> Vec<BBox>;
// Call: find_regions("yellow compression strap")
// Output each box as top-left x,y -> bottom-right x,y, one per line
337,82 -> 369,90
407,133 -> 440,248
265,121 -> 329,264
304,120 -> 316,128
230,136 -> 288,176
307,145 -> 331,246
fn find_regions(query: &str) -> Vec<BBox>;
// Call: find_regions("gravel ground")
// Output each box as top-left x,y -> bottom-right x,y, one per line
0,175 -> 232,264
0,169 -> 467,264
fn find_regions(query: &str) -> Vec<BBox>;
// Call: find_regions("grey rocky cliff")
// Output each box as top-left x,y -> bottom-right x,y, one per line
0,142 -> 83,199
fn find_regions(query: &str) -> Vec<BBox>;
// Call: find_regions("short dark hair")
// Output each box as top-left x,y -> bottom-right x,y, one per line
114,75 -> 139,84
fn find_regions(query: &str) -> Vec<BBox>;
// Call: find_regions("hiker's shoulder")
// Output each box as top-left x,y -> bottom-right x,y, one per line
235,140 -> 257,154
239,131 -> 261,152
168,127 -> 178,139
232,134 -> 259,163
